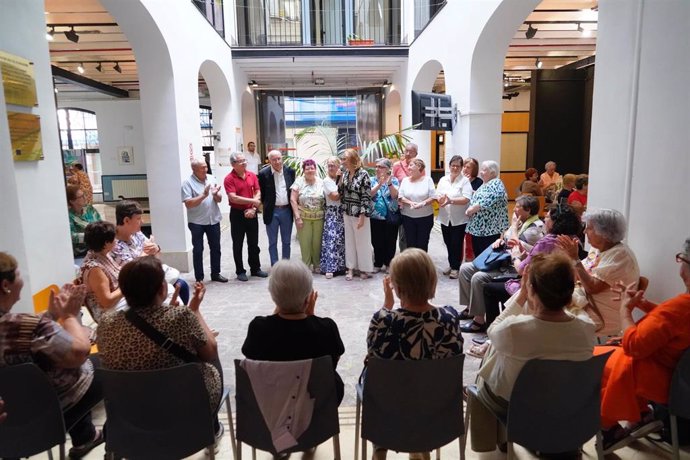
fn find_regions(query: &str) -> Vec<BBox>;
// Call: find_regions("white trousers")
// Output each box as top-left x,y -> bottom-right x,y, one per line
343,214 -> 374,272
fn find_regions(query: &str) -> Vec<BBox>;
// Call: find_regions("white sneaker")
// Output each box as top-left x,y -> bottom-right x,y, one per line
449,269 -> 459,279
442,267 -> 452,276
372,266 -> 381,273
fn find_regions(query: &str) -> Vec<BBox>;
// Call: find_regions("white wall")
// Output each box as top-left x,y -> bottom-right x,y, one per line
589,0 -> 690,299
0,0 -> 75,313
58,99 -> 148,176
502,90 -> 530,112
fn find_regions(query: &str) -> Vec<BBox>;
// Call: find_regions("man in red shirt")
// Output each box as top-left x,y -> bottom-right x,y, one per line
223,153 -> 268,281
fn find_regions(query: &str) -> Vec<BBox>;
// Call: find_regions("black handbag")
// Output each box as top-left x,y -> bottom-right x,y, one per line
385,209 -> 402,226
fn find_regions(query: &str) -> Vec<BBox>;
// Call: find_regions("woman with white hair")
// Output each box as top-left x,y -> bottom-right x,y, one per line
465,160 -> 509,255
539,161 -> 561,195
241,259 -> 345,402
557,209 -> 640,336
593,237 -> 690,454
320,156 -> 346,278
369,158 -> 400,273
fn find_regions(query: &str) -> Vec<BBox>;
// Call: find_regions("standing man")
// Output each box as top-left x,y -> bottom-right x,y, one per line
245,141 -> 262,175
392,142 -> 420,251
258,150 -> 295,266
223,152 -> 268,281
181,158 -> 227,283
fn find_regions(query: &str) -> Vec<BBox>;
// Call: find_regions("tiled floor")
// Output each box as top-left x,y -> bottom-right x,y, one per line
36,212 -> 689,458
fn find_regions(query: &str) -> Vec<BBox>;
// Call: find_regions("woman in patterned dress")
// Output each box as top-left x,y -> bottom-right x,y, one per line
67,185 -> 101,257
366,248 -> 463,460
465,160 -> 509,255
79,221 -> 123,323
320,156 -> 346,278
290,159 -> 326,273
339,148 -> 374,281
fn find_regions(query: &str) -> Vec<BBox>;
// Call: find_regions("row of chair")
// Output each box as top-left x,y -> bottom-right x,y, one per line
1,350 -> 688,459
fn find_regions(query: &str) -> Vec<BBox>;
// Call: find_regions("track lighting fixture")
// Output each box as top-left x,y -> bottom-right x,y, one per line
578,23 -> 592,37
525,23 -> 537,39
535,58 -> 543,69
64,26 -> 79,43
249,80 -> 258,88
96,62 -> 102,72
382,80 -> 391,87
77,63 -> 85,74
46,27 -> 55,41
113,62 -> 122,73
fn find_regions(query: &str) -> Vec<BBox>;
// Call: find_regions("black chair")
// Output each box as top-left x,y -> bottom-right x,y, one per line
98,364 -> 233,460
466,352 -> 613,459
354,355 -> 466,460
0,363 -> 99,460
667,347 -> 690,460
233,356 -> 341,459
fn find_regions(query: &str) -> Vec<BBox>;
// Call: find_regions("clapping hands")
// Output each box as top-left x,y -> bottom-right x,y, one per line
48,283 -> 87,320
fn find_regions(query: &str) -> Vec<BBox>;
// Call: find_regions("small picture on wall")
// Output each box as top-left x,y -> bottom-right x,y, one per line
118,146 -> 134,165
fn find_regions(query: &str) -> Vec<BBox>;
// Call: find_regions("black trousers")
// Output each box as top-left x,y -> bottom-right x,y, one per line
64,355 -> 103,446
229,209 -> 261,275
401,214 -> 434,252
483,281 -> 512,326
370,218 -> 399,268
471,233 -> 501,257
441,223 -> 467,270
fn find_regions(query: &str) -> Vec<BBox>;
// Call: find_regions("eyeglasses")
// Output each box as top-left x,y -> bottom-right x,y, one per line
449,164 -> 462,168
676,253 -> 690,265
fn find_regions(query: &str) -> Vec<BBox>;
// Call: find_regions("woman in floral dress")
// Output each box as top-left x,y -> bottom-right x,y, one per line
320,156 -> 346,278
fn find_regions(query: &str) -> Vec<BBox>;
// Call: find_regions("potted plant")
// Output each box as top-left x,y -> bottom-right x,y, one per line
347,34 -> 375,46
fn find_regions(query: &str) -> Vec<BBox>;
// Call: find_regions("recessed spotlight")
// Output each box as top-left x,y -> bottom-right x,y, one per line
77,63 -> 85,74
64,26 -> 79,43
46,27 -> 55,41
525,23 -> 537,39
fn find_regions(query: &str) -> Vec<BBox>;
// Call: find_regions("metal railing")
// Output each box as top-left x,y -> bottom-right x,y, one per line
192,0 -> 225,38
414,0 -> 446,39
232,0 -> 402,47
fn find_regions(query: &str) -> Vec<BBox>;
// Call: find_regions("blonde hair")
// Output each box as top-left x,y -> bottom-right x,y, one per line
411,158 -> 426,172
0,252 -> 18,284
344,148 -> 362,169
326,156 -> 340,167
389,248 -> 436,304
562,173 -> 577,188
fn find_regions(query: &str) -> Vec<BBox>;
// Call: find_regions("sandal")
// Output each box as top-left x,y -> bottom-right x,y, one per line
460,319 -> 487,333
467,342 -> 490,358
360,272 -> 370,280
325,272 -> 333,279
458,308 -> 473,320
345,270 -> 353,281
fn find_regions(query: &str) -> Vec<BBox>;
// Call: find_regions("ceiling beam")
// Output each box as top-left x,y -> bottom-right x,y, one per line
52,65 -> 128,98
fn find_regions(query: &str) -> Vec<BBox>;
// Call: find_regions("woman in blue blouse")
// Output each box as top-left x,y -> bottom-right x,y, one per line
465,160 -> 509,255
369,158 -> 400,273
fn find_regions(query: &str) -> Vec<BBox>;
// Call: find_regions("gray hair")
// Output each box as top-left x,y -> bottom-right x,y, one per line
230,152 -> 245,164
190,157 -> 206,168
268,259 -> 313,313
376,158 -> 392,170
545,161 -> 556,169
584,209 -> 628,243
405,142 -> 418,155
267,150 -> 282,160
326,156 -> 340,167
481,160 -> 500,178
683,238 -> 690,259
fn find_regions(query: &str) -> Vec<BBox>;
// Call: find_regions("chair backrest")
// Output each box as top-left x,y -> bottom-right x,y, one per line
362,355 -> 465,453
234,356 -> 340,455
638,276 -> 649,292
32,284 -> 59,314
97,364 -> 215,460
0,363 -> 66,458
669,347 -> 690,419
506,351 -> 613,453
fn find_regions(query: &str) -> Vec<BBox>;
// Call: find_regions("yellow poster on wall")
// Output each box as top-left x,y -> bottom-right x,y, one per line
0,50 -> 38,107
8,111 -> 43,161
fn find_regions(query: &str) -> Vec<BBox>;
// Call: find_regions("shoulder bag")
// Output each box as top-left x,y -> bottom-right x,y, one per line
125,309 -> 200,363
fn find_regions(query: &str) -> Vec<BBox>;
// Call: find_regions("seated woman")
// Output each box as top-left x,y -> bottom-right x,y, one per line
111,200 -> 189,304
479,203 -> 582,352
567,174 -> 589,213
367,248 -> 463,460
469,252 -> 596,453
459,195 -> 545,333
79,221 -> 124,323
97,256 -> 223,439
556,173 -> 577,204
594,237 -> 690,454
0,252 -> 104,458
67,185 -> 101,258
557,208 -> 640,336
242,258 -> 345,402
518,168 -> 543,196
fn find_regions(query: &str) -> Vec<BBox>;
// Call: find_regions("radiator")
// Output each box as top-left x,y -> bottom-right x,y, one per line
111,179 -> 148,200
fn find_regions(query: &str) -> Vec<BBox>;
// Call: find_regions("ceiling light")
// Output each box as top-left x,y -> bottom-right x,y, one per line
54,87 -> 58,94
77,63 -> 85,74
46,27 -> 55,41
96,62 -> 102,72
535,58 -> 543,69
314,77 -> 325,86
382,80 -> 391,88
113,62 -> 122,73
64,27 -> 79,43
249,80 -> 258,88
525,23 -> 537,39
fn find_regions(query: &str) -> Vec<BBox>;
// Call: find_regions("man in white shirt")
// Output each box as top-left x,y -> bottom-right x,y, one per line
258,150 -> 296,266
181,158 -> 226,282
245,141 -> 262,175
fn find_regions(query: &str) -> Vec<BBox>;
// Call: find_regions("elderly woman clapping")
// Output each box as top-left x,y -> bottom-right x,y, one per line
242,259 -> 345,402
557,209 -> 640,336
465,160 -> 510,255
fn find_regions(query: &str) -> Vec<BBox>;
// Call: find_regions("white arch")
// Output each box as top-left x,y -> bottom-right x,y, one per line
411,59 -> 443,92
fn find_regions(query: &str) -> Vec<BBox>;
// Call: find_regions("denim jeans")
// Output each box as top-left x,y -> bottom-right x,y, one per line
265,207 -> 293,266
187,222 -> 221,281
